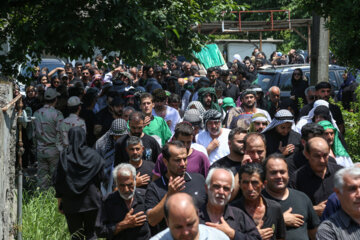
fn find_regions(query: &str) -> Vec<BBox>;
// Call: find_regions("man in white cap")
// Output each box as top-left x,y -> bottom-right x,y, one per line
33,88 -> 64,189
57,96 -> 86,150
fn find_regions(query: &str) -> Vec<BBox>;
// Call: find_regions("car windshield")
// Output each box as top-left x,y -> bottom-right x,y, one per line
256,72 -> 275,91
20,59 -> 64,78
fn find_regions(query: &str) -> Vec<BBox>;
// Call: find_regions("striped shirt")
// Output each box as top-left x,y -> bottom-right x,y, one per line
316,208 -> 360,240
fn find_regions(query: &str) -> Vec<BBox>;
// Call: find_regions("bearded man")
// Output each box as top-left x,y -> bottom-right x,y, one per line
198,167 -> 261,240
95,163 -> 151,240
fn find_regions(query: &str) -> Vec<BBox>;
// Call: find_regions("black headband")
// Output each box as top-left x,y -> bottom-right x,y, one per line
275,116 -> 294,121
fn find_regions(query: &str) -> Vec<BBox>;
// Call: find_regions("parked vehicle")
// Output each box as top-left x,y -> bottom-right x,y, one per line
256,64 -> 351,99
18,58 -> 66,78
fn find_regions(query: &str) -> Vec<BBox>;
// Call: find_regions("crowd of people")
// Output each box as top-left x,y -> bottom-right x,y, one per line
16,47 -> 360,240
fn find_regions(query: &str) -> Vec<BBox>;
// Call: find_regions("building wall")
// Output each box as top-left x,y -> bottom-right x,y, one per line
216,40 -> 282,63
0,80 -> 17,240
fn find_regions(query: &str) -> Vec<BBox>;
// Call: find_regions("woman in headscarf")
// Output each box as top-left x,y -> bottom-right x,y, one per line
54,127 -> 104,240
262,109 -> 301,159
295,99 -> 339,134
337,71 -> 359,110
95,119 -> 129,195
290,68 -> 309,104
318,120 -> 353,167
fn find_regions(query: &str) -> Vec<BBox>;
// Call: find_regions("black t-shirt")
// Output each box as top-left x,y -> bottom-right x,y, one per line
263,188 -> 320,240
289,162 -> 343,205
264,129 -> 301,158
114,134 -> 161,166
145,172 -> 207,234
199,204 -> 261,240
210,156 -> 242,176
136,160 -> 155,189
298,102 -> 344,126
223,83 -> 241,101
95,189 -> 151,240
232,196 -> 286,240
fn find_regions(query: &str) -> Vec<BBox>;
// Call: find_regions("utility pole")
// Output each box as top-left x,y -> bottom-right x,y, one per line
310,14 -> 329,86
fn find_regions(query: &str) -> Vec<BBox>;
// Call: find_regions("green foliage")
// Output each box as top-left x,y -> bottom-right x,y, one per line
0,0 -> 244,77
22,188 -> 70,239
331,85 -> 360,162
300,0 -> 360,69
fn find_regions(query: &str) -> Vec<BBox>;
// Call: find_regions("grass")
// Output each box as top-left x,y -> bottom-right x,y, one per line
22,188 -> 70,240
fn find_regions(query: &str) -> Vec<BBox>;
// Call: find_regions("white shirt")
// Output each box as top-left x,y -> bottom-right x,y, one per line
152,106 -> 181,133
196,128 -> 230,164
150,224 -> 230,240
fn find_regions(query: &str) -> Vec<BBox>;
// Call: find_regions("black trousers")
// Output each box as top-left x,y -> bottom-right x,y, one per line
65,210 -> 98,240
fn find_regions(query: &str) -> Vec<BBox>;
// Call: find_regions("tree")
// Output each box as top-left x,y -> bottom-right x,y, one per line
300,0 -> 360,69
0,0 -> 243,77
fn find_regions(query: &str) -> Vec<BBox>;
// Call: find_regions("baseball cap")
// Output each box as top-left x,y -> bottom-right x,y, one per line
67,96 -> 82,107
44,88 -> 60,100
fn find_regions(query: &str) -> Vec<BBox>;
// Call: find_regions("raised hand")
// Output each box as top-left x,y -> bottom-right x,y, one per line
205,217 -> 235,239
168,176 -> 185,195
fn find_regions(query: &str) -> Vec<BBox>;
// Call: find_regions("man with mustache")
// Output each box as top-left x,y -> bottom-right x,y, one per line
115,111 -> 161,166
262,154 -> 320,240
198,168 -> 261,240
234,163 -> 286,240
145,141 -> 207,235
126,136 -> 155,189
95,163 -> 150,240
196,109 -> 230,164
289,137 -> 343,217
316,167 -> 360,239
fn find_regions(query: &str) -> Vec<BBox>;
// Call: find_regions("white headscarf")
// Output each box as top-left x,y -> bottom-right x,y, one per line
295,100 -> 339,134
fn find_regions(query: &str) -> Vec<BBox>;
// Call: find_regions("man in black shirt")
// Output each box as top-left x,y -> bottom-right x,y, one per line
95,163 -> 150,240
94,95 -> 124,139
211,127 -> 248,175
126,136 -> 155,189
263,153 -> 320,240
288,123 -> 337,178
290,137 -> 343,217
208,67 -> 226,92
145,141 -> 207,235
114,111 -> 161,166
298,82 -> 345,134
211,127 -> 247,201
221,70 -> 241,101
234,163 -> 286,240
199,167 -> 261,240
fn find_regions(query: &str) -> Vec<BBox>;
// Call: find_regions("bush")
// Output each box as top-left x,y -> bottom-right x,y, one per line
22,188 -> 70,240
335,85 -> 360,162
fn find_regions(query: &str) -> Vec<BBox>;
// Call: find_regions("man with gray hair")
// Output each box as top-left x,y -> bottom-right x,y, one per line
95,163 -> 151,240
126,136 -> 155,189
199,167 -> 261,240
316,167 -> 360,239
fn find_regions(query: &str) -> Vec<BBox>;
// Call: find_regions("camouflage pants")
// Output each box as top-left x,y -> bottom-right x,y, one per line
37,155 -> 59,190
